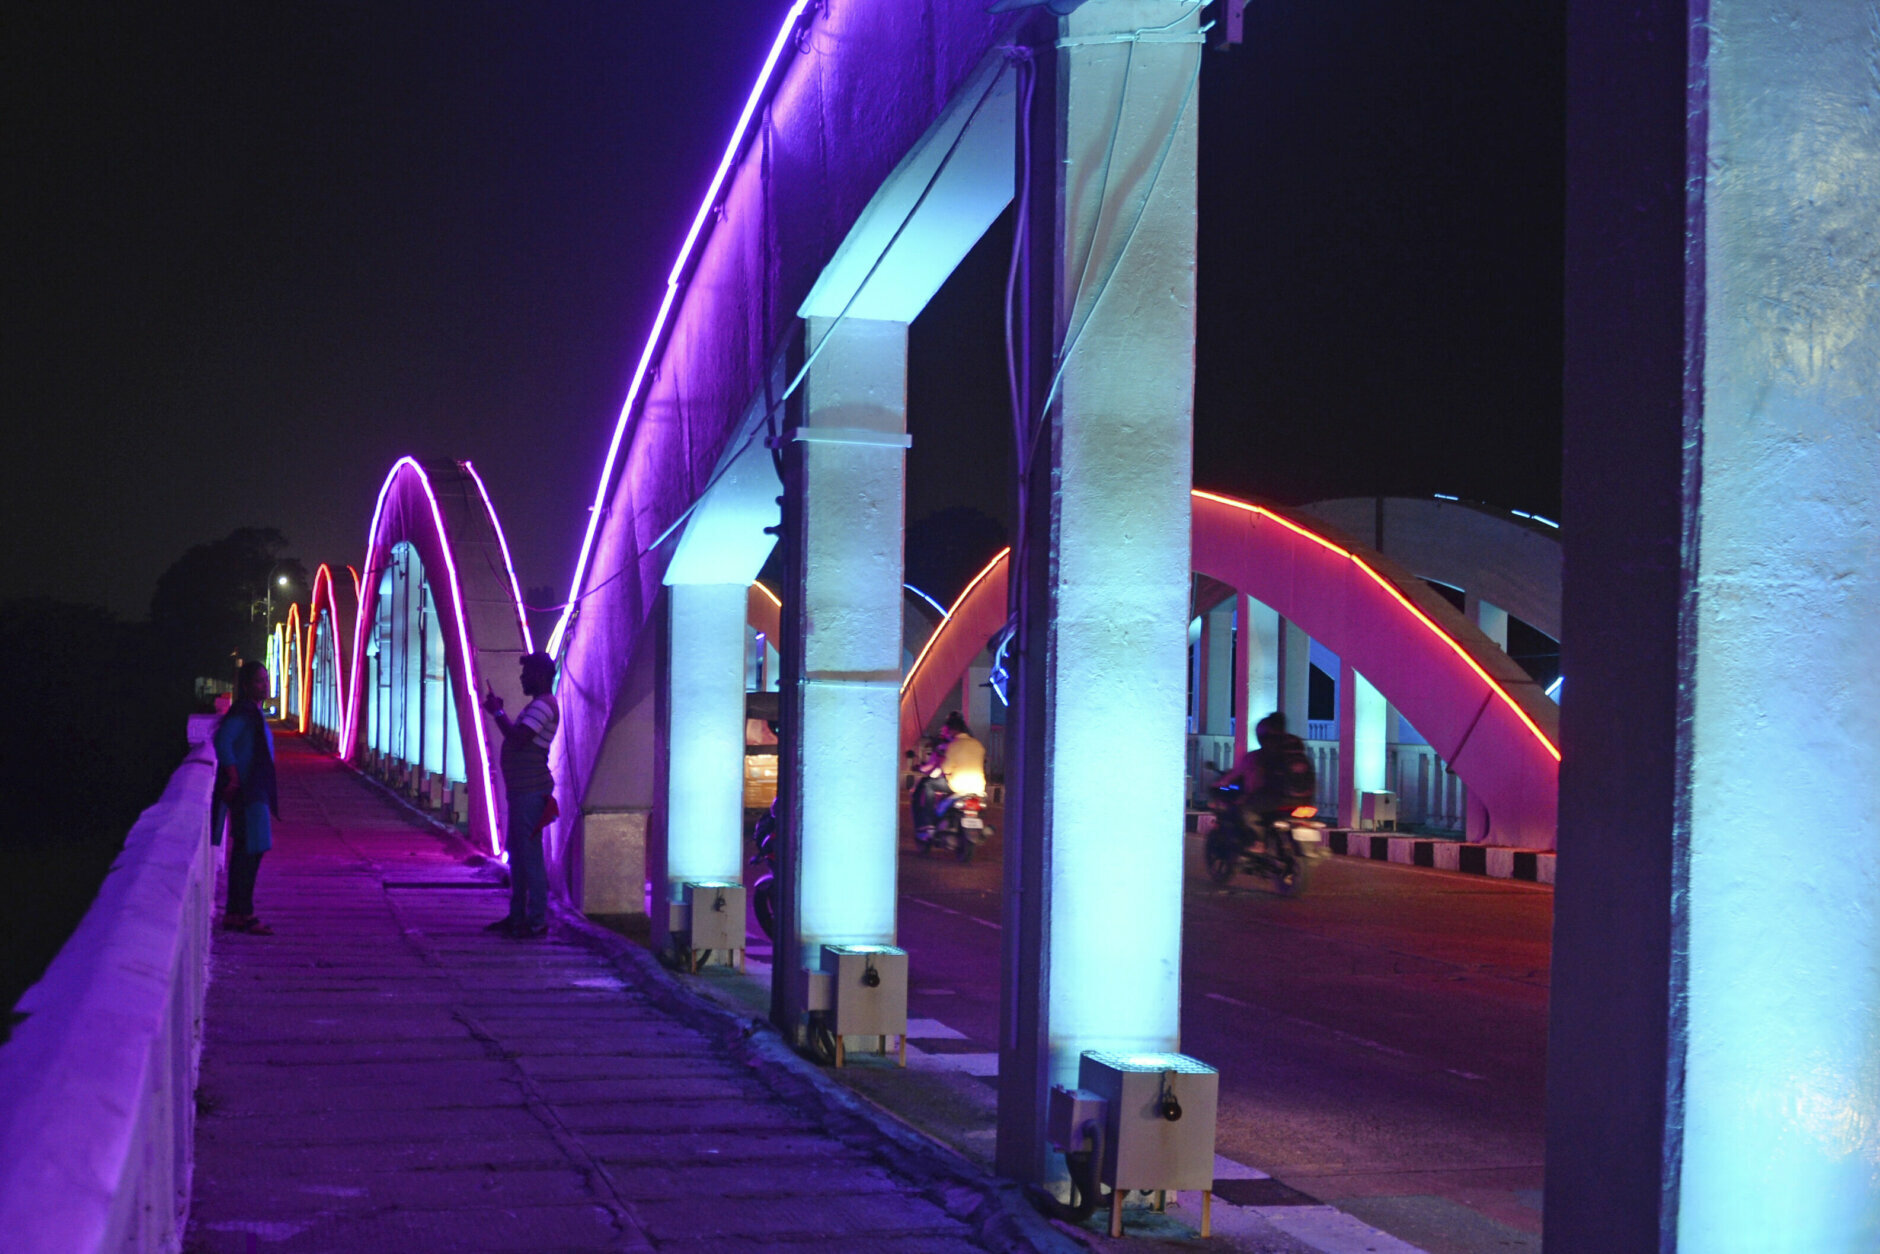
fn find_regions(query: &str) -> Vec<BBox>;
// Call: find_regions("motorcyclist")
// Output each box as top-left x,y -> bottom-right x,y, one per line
914,712 -> 986,835
1216,712 -> 1315,851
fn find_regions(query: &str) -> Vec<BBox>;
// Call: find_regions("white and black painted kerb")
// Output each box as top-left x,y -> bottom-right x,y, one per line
1322,830 -> 1555,885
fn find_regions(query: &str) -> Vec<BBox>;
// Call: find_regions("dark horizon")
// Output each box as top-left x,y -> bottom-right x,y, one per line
7,2 -> 1563,621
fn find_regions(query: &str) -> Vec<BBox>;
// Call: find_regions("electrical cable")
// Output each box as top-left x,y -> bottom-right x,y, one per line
1027,30 -> 1206,475
1004,19 -> 1207,635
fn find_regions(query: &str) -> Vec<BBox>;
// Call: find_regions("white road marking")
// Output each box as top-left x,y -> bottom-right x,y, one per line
969,916 -> 1001,930
1445,1067 -> 1486,1081
1201,991 -> 1413,1060
1256,1205 -> 1431,1253
1211,1154 -> 1270,1180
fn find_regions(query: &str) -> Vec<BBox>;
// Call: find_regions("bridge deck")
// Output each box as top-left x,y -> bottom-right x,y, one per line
185,736 -> 993,1253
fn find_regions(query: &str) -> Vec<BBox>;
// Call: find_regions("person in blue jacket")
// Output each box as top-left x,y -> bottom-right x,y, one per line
214,660 -> 279,935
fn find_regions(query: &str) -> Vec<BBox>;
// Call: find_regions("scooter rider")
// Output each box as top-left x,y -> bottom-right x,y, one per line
1218,712 -> 1315,849
914,712 -> 986,833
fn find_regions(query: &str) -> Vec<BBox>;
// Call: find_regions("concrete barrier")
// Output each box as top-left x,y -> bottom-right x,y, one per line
0,740 -> 217,1254
1323,828 -> 1556,887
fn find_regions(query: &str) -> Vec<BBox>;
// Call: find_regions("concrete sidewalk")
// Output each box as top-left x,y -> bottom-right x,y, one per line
185,737 -> 1074,1253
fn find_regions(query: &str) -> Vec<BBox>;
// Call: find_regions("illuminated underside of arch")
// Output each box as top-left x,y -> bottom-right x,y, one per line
341,457 -> 534,857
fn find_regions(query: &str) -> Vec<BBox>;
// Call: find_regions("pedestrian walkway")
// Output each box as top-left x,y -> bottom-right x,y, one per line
185,737 -> 1071,1253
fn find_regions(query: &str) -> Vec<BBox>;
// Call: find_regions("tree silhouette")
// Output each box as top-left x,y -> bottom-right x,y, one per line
149,527 -> 306,690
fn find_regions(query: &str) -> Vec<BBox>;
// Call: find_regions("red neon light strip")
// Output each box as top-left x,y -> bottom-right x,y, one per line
302,560 -> 358,739
550,1 -> 814,658
305,564 -> 340,735
1191,489 -> 1560,762
902,547 -> 1012,697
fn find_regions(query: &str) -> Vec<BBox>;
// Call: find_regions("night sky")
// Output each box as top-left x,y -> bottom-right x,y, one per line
8,2 -> 1562,620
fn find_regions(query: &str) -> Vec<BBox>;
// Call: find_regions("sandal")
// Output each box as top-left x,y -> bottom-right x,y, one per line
236,917 -> 274,935
221,913 -> 252,931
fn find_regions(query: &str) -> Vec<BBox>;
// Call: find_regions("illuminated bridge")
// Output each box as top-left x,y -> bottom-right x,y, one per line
4,3 -> 1878,1252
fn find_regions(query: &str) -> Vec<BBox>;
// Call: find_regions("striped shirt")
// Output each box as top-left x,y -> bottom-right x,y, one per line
500,694 -> 559,794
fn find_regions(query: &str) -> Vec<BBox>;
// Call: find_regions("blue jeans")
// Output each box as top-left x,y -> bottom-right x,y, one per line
506,790 -> 551,929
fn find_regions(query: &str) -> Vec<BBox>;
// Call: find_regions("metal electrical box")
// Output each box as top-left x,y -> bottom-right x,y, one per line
1078,1051 -> 1219,1192
1047,1085 -> 1109,1152
1359,791 -> 1399,831
819,944 -> 908,1065
681,881 -> 745,969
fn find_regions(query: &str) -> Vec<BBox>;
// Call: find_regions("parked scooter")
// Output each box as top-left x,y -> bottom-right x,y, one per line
1204,785 -> 1324,896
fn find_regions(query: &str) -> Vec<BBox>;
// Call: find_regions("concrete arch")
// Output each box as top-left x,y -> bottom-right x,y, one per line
341,457 -> 534,856
544,3 -> 1025,885
1296,496 -> 1562,642
899,492 -> 1561,848
300,562 -> 358,742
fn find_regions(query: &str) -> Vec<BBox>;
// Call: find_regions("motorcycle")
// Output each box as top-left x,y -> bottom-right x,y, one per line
749,801 -> 779,941
1204,785 -> 1324,897
912,769 -> 989,864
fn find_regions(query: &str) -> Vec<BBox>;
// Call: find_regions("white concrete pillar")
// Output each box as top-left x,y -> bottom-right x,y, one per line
664,582 -> 750,900
775,315 -> 909,1029
1549,5 -> 1880,1247
1337,663 -> 1386,826
1277,617 -> 1310,731
1677,4 -> 1880,1243
1200,598 -> 1234,737
999,0 -> 1200,1183
1465,591 -> 1510,650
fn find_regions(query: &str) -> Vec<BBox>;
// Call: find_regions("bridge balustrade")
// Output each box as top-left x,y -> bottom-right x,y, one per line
0,727 -> 217,1254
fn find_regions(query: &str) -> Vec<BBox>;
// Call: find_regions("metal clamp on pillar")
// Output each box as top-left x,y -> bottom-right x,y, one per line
676,881 -> 745,973
1078,1051 -> 1220,1238
817,944 -> 907,1067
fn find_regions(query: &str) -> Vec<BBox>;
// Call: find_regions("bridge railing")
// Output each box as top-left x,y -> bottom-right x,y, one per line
0,720 -> 218,1254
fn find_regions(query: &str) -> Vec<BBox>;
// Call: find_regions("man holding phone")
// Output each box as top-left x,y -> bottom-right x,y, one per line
481,652 -> 560,938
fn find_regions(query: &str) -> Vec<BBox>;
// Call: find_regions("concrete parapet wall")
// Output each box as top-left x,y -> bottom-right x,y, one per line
0,741 -> 217,1254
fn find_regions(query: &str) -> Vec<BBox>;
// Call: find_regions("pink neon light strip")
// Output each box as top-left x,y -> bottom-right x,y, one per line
343,458 -> 509,854
549,0 -> 813,658
462,459 -> 536,653
901,547 -> 1013,697
1191,489 -> 1561,762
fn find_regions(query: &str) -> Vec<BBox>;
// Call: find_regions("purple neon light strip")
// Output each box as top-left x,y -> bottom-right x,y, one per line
343,458 -> 506,855
549,0 -> 812,658
462,459 -> 536,654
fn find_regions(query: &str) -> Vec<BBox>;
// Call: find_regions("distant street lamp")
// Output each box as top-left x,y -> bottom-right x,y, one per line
251,566 -> 294,625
